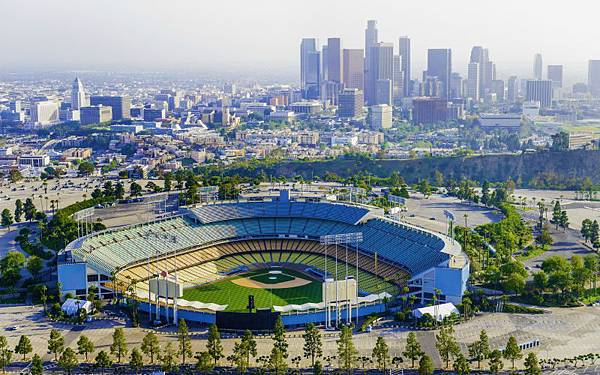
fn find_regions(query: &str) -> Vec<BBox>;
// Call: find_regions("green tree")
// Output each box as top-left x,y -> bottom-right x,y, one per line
77,335 -> 95,362
337,325 -> 358,372
129,348 -> 144,374
503,336 -> 522,369
436,325 -> 460,369
0,251 -> 25,287
488,349 -> 504,374
177,319 -> 193,365
403,331 -> 423,368
48,329 -> 65,361
26,256 -> 43,279
582,218 -> 593,242
110,328 -> 128,363
0,336 -> 11,374
269,347 -> 287,375
206,324 -> 223,365
524,352 -> 541,375
114,182 -> 125,200
481,180 -> 491,206
78,161 -> 95,176
14,335 -> 32,360
94,350 -> 112,374
453,353 -> 470,375
14,199 -> 23,223
418,179 -> 432,198
552,201 -> 562,229
418,354 -> 434,375
23,198 -> 36,222
129,182 -> 142,197
467,329 -> 490,369
536,228 -> 553,247
58,347 -> 78,375
559,210 -> 569,231
273,316 -> 288,358
30,353 -> 43,375
141,331 -> 160,364
9,169 -> 22,183
1,209 -> 13,230
302,323 -> 322,367
195,351 -> 214,374
159,342 -> 178,373
372,336 -> 390,372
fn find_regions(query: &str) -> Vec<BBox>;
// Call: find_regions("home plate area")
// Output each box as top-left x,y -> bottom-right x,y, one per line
231,268 -> 313,289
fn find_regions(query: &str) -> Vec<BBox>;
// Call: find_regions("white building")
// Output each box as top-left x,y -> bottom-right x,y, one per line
30,101 -> 60,126
479,113 -> 521,132
71,77 -> 88,110
466,62 -> 480,102
370,104 -> 392,130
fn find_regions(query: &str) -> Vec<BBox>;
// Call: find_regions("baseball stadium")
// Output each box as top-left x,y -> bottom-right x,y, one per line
58,191 -> 469,328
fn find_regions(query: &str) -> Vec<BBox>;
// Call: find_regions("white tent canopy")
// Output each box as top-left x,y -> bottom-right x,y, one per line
412,302 -> 459,322
61,299 -> 92,316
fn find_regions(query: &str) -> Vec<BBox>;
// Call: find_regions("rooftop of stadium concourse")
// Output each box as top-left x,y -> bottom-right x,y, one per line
60,200 -> 464,277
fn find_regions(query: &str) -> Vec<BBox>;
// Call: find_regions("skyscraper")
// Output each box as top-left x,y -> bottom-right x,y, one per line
392,55 -> 404,103
338,88 -> 364,118
526,80 -> 553,108
71,77 -> 87,110
399,36 -> 411,97
343,49 -> 364,90
90,96 -> 132,121
534,53 -> 543,80
547,65 -> 563,89
364,20 -> 378,103
300,38 -> 321,99
469,46 -> 495,98
368,42 -> 394,105
427,49 -> 452,100
326,38 -> 343,83
507,76 -> 518,103
466,62 -> 480,101
588,60 -> 600,97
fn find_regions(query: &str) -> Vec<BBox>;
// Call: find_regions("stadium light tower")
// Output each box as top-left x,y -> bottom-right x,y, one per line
320,232 -> 363,328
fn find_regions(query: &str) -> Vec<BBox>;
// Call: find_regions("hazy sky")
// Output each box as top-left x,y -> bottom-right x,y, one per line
1,0 -> 597,82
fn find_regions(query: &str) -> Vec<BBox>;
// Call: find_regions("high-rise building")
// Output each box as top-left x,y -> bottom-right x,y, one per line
588,60 -> 600,96
80,105 -> 112,125
399,36 -> 411,97
143,108 -> 166,122
370,104 -> 392,129
338,88 -> 364,119
470,46 -> 495,98
326,38 -> 343,83
321,45 -> 328,81
30,101 -> 60,125
364,20 -> 378,101
71,77 -> 87,110
450,73 -> 462,99
534,53 -> 543,80
392,55 -> 404,103
547,65 -> 563,88
507,76 -> 518,103
90,96 -> 131,120
526,80 -> 553,108
427,49 -> 452,100
412,97 -> 448,124
343,49 -> 364,90
300,38 -> 321,99
466,62 -> 480,101
368,42 -> 394,104
491,80 -> 505,102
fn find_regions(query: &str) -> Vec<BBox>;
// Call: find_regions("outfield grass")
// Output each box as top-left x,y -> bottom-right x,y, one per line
182,268 -> 322,312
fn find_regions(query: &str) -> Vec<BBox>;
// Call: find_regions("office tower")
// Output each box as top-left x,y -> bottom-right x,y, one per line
343,49 -> 364,90
143,108 -> 166,122
367,42 -> 394,104
412,97 -> 448,124
300,39 -> 321,99
320,81 -> 342,105
588,60 -> 600,96
9,101 -> 21,112
526,80 -> 553,108
364,20 -> 378,100
30,101 -> 60,125
450,73 -> 462,99
375,79 -> 393,105
321,45 -> 328,81
90,96 -> 131,121
399,36 -> 411,97
507,76 -> 518,103
422,76 -> 442,97
71,77 -> 87,110
427,49 -> 452,100
326,38 -> 343,83
491,79 -> 505,102
534,53 -> 543,80
470,46 -> 495,98
547,65 -> 563,88
338,88 -> 364,118
392,55 -> 404,103
466,62 -> 480,101
370,104 -> 392,129
80,105 -> 112,125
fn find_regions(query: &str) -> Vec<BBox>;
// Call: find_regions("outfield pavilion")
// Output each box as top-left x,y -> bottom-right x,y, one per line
58,190 -> 469,327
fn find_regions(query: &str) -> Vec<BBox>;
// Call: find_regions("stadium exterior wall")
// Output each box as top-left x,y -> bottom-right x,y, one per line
137,301 -> 386,328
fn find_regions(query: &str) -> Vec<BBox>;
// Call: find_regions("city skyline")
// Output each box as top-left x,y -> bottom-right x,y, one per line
0,0 -> 598,83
